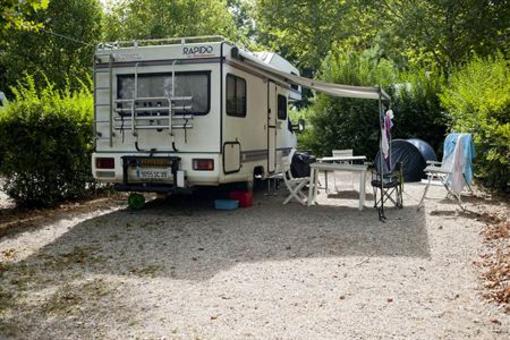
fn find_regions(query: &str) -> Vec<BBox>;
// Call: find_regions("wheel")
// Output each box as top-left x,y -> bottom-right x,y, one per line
128,193 -> 145,210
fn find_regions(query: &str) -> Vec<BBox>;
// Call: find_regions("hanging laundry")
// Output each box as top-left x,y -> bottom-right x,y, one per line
381,130 -> 389,159
442,133 -> 476,194
381,109 -> 394,160
385,109 -> 394,129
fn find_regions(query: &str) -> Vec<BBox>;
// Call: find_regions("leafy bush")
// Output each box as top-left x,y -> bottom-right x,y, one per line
440,54 -> 510,192
298,49 -> 396,158
392,67 -> 448,155
299,48 -> 447,159
0,76 -> 95,207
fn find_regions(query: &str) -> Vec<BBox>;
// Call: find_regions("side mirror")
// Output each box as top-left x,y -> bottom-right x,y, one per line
292,118 -> 305,133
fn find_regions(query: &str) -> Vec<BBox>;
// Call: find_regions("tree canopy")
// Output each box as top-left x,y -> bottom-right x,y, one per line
255,0 -> 510,73
103,0 -> 240,42
0,0 -> 48,32
2,0 -> 509,91
0,0 -> 102,91
370,0 -> 510,72
255,0 -> 353,72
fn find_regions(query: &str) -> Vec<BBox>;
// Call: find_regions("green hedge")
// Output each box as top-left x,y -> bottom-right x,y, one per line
0,76 -> 95,207
298,49 -> 396,157
392,68 -> 448,156
440,54 -> 510,192
298,49 -> 447,159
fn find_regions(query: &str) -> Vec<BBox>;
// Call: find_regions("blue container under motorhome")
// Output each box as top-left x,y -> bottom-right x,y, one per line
214,199 -> 239,210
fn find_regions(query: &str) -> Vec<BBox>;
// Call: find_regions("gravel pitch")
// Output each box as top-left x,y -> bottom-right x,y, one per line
0,181 -> 509,339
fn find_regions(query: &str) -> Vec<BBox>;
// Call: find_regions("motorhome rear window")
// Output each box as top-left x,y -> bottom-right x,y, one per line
116,71 -> 210,115
226,74 -> 247,117
277,94 -> 287,120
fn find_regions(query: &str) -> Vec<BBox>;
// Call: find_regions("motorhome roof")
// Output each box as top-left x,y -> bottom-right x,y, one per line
96,35 -> 228,50
95,36 -> 300,77
95,35 -> 389,101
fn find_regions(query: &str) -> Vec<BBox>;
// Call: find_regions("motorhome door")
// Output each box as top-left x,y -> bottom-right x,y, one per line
267,82 -> 277,173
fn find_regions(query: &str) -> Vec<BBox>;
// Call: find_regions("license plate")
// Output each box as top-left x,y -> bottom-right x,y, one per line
137,169 -> 169,179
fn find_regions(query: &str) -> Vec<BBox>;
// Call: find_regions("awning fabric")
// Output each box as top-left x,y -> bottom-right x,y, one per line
238,50 -> 391,101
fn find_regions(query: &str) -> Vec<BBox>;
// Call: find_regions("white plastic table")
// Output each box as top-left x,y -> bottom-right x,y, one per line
319,155 -> 367,162
318,155 -> 367,192
307,162 -> 368,210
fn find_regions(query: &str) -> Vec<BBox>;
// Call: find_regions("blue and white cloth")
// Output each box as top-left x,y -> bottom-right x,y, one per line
442,133 -> 475,193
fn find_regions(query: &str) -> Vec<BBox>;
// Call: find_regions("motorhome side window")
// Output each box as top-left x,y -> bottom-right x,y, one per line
226,74 -> 247,117
117,72 -> 210,115
277,94 -> 287,120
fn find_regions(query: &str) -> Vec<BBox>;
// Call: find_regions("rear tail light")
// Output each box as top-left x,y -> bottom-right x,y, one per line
192,159 -> 214,171
96,157 -> 115,169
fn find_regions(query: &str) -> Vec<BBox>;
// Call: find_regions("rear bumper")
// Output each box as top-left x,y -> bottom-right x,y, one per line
92,152 -> 222,186
120,155 -> 181,187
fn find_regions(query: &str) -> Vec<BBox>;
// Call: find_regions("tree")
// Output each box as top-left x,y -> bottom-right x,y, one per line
0,0 -> 103,91
227,0 -> 257,46
254,0 -> 510,74
255,0 -> 356,72
103,0 -> 240,42
0,0 -> 48,32
356,0 -> 510,72
299,49 -> 397,157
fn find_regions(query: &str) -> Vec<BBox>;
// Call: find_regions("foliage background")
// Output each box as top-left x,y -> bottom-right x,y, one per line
0,0 -> 509,201
0,0 -> 102,93
102,0 -> 241,42
297,49 -> 447,159
440,54 -> 510,191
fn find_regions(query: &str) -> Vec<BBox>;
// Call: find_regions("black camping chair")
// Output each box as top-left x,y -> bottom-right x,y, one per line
370,161 -> 404,221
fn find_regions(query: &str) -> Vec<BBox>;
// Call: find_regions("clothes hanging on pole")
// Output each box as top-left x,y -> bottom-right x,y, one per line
381,129 -> 390,159
381,109 -> 394,161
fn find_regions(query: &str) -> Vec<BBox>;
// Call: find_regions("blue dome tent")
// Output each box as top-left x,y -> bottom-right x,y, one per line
375,138 -> 437,182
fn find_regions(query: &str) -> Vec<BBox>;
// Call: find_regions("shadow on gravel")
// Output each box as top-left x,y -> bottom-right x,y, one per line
327,190 -> 375,200
13,190 -> 430,281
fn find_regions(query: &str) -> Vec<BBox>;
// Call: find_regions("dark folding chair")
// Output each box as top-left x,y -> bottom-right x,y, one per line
370,161 -> 404,221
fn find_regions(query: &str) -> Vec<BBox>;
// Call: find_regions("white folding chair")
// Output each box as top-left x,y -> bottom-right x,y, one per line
282,150 -> 310,205
331,149 -> 354,191
417,134 -> 473,211
332,149 -> 354,158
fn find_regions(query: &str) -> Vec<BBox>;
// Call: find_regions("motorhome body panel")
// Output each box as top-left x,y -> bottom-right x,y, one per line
92,39 -> 300,191
95,64 -> 221,153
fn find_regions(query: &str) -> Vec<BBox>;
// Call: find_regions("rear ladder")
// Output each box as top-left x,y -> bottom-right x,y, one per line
93,55 -> 194,152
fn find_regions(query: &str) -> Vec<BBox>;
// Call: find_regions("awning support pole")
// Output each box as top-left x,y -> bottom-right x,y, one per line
378,88 -> 386,221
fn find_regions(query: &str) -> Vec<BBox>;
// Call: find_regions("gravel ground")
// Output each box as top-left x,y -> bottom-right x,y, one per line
0,180 -> 509,339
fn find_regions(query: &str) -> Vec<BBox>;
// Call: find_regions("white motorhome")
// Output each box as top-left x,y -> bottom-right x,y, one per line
92,36 -> 304,193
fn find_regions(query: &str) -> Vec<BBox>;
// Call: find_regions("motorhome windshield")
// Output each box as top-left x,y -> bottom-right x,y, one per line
117,71 -> 210,115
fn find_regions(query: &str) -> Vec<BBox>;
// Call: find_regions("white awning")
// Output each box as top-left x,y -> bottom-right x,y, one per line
238,50 -> 391,101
